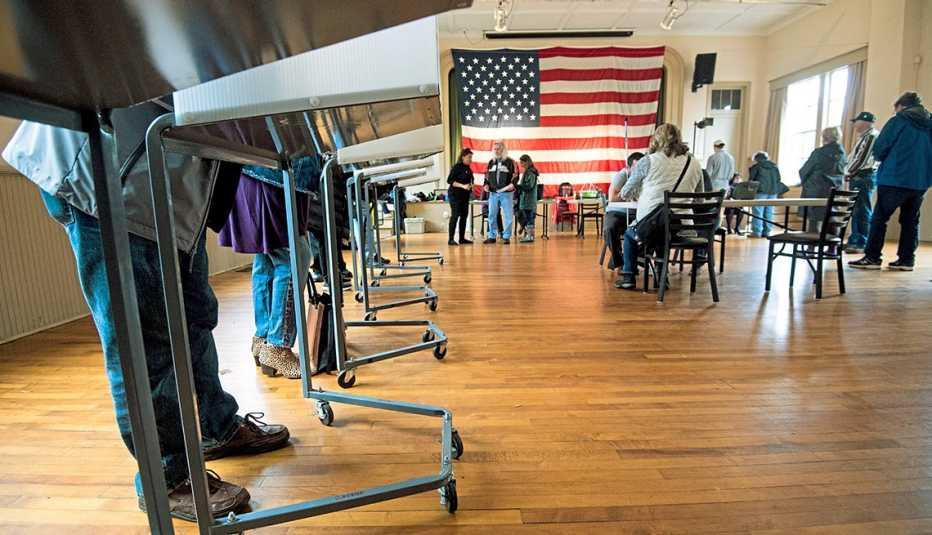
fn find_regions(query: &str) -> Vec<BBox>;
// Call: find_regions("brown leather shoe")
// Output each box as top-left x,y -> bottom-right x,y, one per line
203,412 -> 290,461
138,470 -> 249,522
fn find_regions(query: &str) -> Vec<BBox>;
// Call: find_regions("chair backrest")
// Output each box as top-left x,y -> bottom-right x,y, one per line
819,188 -> 858,242
662,190 -> 726,245
558,182 -> 573,197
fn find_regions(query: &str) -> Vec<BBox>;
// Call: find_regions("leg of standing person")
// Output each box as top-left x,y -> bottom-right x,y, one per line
259,236 -> 312,378
751,196 -> 765,237
847,174 -> 875,250
762,197 -> 775,237
457,200 -> 470,242
863,185 -> 908,262
501,192 -> 515,241
894,188 -> 925,267
251,253 -> 274,363
448,198 -> 460,244
39,192 -> 289,519
487,192 -> 501,241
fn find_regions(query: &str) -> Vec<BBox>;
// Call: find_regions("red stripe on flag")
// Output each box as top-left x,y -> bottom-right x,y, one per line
540,113 -> 656,127
540,46 -> 665,58
468,161 -> 624,174
540,91 -> 660,105
463,136 -> 652,151
540,68 -> 664,82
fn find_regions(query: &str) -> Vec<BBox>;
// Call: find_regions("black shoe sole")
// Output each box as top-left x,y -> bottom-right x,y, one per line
139,488 -> 251,522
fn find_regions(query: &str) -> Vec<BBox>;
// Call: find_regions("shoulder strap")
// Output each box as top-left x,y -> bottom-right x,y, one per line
118,138 -> 147,185
670,155 -> 692,193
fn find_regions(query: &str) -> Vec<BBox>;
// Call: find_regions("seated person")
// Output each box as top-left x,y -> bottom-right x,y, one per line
603,151 -> 644,271
614,124 -> 704,290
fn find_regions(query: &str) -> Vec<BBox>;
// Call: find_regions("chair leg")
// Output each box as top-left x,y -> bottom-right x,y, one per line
789,244 -> 798,288
658,247 -> 671,303
707,246 -> 719,302
765,240 -> 774,291
719,233 -> 726,274
836,254 -> 846,294
678,249 -> 685,272
816,247 -> 824,299
642,257 -> 651,293
690,253 -> 698,293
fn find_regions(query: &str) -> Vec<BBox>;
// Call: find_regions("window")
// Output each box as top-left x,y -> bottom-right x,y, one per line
778,66 -> 849,185
711,89 -> 741,111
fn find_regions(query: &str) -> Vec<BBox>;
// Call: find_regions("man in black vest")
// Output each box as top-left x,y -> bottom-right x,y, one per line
483,141 -> 518,244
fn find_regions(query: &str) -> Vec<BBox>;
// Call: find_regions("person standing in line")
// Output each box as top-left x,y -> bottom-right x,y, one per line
705,139 -> 735,192
799,127 -> 847,235
850,92 -> 932,271
603,151 -> 644,270
446,148 -> 475,246
483,141 -> 517,245
747,151 -> 783,238
516,154 -> 540,243
843,111 -> 880,254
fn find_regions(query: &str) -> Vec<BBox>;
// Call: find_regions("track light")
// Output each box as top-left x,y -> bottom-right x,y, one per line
493,0 -> 512,33
660,0 -> 687,31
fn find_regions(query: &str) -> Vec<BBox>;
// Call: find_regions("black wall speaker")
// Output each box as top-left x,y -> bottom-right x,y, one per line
692,53 -> 717,92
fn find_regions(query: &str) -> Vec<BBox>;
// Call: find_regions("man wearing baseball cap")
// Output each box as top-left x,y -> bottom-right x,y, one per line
843,111 -> 879,253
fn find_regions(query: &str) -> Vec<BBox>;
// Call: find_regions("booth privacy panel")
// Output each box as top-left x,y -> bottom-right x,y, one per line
0,0 -> 467,111
173,17 -> 442,127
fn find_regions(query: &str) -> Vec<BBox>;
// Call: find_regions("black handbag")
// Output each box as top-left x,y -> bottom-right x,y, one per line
730,181 -> 760,200
634,155 -> 691,243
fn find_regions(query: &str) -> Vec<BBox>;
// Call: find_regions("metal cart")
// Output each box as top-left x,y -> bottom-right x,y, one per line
0,5 -> 469,533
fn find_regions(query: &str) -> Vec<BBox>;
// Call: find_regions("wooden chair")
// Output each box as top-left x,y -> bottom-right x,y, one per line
643,190 -> 725,303
765,188 -> 857,299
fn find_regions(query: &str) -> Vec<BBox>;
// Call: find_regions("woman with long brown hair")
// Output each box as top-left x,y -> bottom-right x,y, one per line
446,148 -> 475,245
615,123 -> 704,289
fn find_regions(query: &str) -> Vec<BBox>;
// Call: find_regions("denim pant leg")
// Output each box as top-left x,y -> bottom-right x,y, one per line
621,226 -> 640,274
40,192 -> 239,491
896,189 -> 925,264
264,235 -> 312,348
252,253 -> 274,339
501,192 -> 515,239
487,193 -> 501,239
848,175 -> 875,247
751,205 -> 764,236
865,186 -> 905,261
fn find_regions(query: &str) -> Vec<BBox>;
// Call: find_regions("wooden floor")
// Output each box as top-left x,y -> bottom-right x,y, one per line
2,231 -> 932,534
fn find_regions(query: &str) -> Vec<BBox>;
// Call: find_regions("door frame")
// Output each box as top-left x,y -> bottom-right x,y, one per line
705,82 -> 751,174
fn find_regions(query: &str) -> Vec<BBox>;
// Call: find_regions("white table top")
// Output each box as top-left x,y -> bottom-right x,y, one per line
606,197 -> 825,211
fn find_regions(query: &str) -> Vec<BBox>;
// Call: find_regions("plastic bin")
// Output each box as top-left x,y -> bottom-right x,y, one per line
404,217 -> 426,234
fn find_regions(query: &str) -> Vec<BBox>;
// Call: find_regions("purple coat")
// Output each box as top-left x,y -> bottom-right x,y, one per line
218,173 -> 309,254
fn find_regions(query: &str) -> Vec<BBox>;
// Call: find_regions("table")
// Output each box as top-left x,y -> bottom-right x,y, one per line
607,198 -> 826,232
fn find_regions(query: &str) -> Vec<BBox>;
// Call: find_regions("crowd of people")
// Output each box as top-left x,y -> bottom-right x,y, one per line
450,91 -> 932,288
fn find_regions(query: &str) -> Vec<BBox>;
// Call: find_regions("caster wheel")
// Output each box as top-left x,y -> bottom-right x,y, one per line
422,330 -> 435,343
364,312 -> 377,322
337,371 -> 357,389
440,479 -> 458,513
371,280 -> 380,287
433,344 -> 447,360
439,258 -> 444,266
451,429 -> 464,460
424,274 -> 432,284
354,292 -> 363,303
316,401 -> 334,426
428,299 -> 438,312
379,269 -> 387,276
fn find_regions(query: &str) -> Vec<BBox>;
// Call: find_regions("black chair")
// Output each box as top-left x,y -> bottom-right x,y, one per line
672,226 -> 727,274
642,190 -> 725,303
579,201 -> 604,238
765,188 -> 857,299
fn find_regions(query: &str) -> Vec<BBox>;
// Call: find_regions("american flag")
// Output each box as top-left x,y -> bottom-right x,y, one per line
452,46 -> 665,195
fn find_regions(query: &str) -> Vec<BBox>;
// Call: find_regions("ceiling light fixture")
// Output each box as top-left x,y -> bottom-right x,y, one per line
660,0 -> 688,31
493,0 -> 514,32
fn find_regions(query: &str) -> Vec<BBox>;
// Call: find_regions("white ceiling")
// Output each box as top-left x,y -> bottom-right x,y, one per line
439,0 -> 827,38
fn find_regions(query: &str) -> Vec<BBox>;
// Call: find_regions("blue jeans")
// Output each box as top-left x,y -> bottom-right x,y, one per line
40,192 -> 239,491
847,172 -> 876,248
252,236 -> 312,348
487,191 -> 514,240
621,226 -> 640,275
864,185 -> 926,264
751,193 -> 777,236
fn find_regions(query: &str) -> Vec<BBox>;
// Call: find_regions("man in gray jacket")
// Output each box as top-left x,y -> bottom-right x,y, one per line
3,103 -> 291,522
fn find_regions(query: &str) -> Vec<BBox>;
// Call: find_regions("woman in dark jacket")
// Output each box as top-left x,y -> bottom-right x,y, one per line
799,127 -> 847,232
516,154 -> 540,243
447,148 -> 475,245
748,151 -> 783,237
